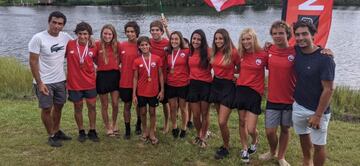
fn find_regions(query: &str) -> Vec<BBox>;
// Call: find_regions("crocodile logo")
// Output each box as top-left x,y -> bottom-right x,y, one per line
50,44 -> 64,53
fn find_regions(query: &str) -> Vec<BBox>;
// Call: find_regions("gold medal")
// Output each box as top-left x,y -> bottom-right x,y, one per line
148,77 -> 152,82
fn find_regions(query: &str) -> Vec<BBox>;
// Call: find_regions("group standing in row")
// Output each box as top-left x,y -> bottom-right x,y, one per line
29,11 -> 335,166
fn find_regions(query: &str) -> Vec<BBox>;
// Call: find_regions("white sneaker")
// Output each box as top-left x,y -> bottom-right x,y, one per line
259,151 -> 277,161
278,159 -> 291,166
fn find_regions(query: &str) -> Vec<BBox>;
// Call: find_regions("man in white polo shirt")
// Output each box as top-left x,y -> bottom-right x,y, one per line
29,11 -> 72,147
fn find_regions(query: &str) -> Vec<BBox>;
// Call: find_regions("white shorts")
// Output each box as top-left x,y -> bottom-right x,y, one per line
292,102 -> 331,145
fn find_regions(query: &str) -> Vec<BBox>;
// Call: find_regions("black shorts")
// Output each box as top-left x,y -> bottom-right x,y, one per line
119,87 -> 132,103
187,79 -> 211,102
233,86 -> 262,115
68,89 -> 97,102
137,96 -> 159,108
208,77 -> 235,109
96,70 -> 120,94
166,84 -> 189,99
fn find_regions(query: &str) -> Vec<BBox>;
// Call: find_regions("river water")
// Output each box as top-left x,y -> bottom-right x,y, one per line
0,6 -> 359,88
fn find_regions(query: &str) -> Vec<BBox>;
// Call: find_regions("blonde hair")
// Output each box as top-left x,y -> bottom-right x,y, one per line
100,24 -> 119,65
210,28 -> 235,65
238,28 -> 262,58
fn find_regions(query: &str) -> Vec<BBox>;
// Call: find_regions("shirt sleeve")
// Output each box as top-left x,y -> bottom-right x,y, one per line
132,59 -> 139,70
320,56 -> 336,81
28,34 -> 41,54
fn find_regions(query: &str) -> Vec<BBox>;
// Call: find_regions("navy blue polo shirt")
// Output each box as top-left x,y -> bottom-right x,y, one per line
293,46 -> 336,114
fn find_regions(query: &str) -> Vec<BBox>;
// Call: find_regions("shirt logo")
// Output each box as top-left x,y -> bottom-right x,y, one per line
180,53 -> 186,57
268,54 -> 272,58
88,51 -> 93,57
50,43 -> 64,53
139,64 -> 144,67
164,47 -> 168,51
70,50 -> 74,54
121,51 -> 126,54
307,66 -> 311,70
255,58 -> 262,65
151,62 -> 156,67
288,55 -> 295,61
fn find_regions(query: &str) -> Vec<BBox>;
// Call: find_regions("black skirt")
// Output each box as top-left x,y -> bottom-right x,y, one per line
187,79 -> 211,103
96,70 -> 120,94
208,77 -> 235,109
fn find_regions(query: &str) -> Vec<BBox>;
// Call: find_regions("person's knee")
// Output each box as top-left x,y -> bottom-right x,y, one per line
313,144 -> 325,151
265,128 -> 276,137
218,119 -> 228,129
239,118 -> 246,127
280,126 -> 290,134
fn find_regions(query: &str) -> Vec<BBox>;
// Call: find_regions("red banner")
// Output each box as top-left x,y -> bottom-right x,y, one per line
204,0 -> 245,12
282,0 -> 333,47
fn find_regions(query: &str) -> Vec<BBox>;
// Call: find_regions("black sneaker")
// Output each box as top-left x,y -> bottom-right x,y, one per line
172,128 -> 180,138
48,136 -> 62,147
135,123 -> 142,135
247,144 -> 257,155
87,130 -> 100,142
241,150 -> 250,163
214,146 -> 229,160
179,129 -> 187,138
55,130 -> 72,141
77,130 -> 87,143
186,121 -> 194,129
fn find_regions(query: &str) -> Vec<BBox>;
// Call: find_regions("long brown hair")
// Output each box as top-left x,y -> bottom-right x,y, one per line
100,24 -> 119,64
211,28 -> 234,65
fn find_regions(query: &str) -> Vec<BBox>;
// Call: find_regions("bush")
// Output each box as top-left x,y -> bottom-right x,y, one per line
0,57 -> 33,99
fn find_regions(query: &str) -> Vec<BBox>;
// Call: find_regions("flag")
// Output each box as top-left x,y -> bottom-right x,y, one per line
204,0 -> 245,12
282,0 -> 334,47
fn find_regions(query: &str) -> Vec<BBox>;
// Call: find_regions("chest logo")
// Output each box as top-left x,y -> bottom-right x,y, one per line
307,66 -> 311,70
288,55 -> 295,61
255,58 -> 262,65
88,51 -> 94,57
180,53 -> 186,57
164,47 -> 169,51
121,51 -> 126,54
139,64 -> 144,68
50,43 -> 64,53
151,62 -> 157,67
268,54 -> 272,58
70,50 -> 74,54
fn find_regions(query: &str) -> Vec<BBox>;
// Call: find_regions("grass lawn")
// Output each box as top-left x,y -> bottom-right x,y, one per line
0,99 -> 359,166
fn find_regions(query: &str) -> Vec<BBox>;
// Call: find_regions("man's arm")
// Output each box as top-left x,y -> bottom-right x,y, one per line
308,80 -> 334,129
29,52 -> 49,95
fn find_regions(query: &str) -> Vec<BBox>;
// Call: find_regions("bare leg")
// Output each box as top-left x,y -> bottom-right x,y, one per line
239,111 -> 248,150
99,94 -> 112,133
199,101 -> 210,140
218,105 -> 232,149
300,134 -> 313,166
110,91 -> 119,131
265,127 -> 278,156
52,103 -> 64,132
86,100 -> 96,130
179,98 -> 188,130
190,102 -> 201,137
41,107 -> 54,135
169,98 -> 178,130
123,102 -> 132,123
149,106 -> 157,139
246,112 -> 259,145
140,106 -> 148,137
74,101 -> 84,130
313,144 -> 326,166
278,126 -> 290,160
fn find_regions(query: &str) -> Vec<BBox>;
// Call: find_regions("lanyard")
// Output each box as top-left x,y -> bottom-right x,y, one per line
76,40 -> 89,64
141,53 -> 152,77
171,49 -> 180,69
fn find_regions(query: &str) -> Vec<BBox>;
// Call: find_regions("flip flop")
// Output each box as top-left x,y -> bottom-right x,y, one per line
113,130 -> 119,136
149,137 -> 159,145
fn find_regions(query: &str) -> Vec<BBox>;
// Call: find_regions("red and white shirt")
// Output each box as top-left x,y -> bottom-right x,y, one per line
119,41 -> 139,88
133,54 -> 163,97
236,50 -> 268,95
211,48 -> 240,80
267,45 -> 296,104
188,49 -> 212,83
166,48 -> 190,87
66,40 -> 98,90
95,41 -> 120,71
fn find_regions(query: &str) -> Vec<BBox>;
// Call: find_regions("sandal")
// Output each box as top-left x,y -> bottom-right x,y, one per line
106,131 -> 115,137
113,130 -> 119,136
149,137 -> 159,145
198,140 -> 208,148
192,137 -> 201,145
140,135 -> 148,142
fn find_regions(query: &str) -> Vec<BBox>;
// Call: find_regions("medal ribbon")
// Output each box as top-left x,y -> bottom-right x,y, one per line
141,53 -> 152,77
76,40 -> 89,64
171,49 -> 180,69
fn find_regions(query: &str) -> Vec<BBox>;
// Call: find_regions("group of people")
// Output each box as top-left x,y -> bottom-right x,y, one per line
29,11 -> 335,166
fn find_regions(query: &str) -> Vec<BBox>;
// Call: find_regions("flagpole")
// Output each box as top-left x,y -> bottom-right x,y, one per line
160,0 -> 165,19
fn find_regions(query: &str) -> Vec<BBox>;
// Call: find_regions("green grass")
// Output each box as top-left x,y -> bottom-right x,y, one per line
331,86 -> 360,120
0,99 -> 360,165
0,57 -> 33,99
